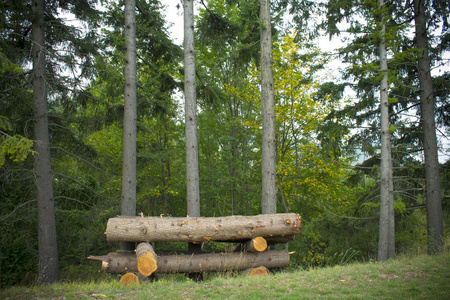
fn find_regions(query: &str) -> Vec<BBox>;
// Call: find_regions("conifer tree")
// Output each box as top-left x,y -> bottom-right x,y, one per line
378,0 -> 395,262
413,0 -> 444,255
260,0 -> 277,214
121,0 -> 137,251
32,0 -> 60,284
184,0 -> 200,219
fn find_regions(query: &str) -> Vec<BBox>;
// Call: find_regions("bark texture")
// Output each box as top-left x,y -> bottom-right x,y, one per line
377,0 -> 395,262
260,0 -> 277,214
89,250 -> 290,274
105,213 -> 301,243
184,0 -> 201,218
121,0 -> 137,251
414,0 -> 444,255
32,0 -> 60,284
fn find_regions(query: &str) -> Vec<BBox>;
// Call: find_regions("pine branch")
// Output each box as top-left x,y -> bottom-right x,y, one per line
52,172 -> 115,199
0,199 -> 37,223
51,146 -> 109,174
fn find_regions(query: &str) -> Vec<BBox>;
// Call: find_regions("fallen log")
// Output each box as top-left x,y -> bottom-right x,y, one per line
88,249 -> 290,274
241,266 -> 270,277
136,242 -> 157,277
105,213 -> 301,243
88,250 -> 135,274
230,237 -> 268,253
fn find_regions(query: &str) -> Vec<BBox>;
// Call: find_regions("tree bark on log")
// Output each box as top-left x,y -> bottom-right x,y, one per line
241,266 -> 270,277
230,237 -> 267,253
88,250 -> 290,274
136,242 -> 157,277
105,213 -> 301,243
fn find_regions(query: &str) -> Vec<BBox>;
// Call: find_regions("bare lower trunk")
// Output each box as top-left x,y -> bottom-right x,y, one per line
377,0 -> 395,262
121,0 -> 137,251
32,0 -> 60,284
414,0 -> 443,255
184,0 -> 200,218
105,213 -> 301,243
260,0 -> 277,214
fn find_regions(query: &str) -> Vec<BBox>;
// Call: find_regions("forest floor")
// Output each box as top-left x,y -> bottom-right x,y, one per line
1,252 -> 449,299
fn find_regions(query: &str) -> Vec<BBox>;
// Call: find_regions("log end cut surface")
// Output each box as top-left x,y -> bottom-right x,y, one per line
119,272 -> 139,286
251,237 -> 268,252
242,266 -> 270,277
137,252 -> 157,277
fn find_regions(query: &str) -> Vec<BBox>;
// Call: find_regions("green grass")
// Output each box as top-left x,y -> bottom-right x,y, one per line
1,252 -> 449,299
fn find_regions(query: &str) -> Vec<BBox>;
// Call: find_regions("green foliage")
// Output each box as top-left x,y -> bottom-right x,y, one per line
0,0 -> 446,288
0,117 -> 34,168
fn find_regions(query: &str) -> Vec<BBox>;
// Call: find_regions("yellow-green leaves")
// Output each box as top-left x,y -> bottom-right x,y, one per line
0,117 -> 35,168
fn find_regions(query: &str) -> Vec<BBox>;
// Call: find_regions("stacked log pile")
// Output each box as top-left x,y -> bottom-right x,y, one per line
89,213 -> 301,283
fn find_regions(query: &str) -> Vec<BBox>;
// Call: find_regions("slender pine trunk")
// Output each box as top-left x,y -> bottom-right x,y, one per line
260,0 -> 277,214
413,0 -> 444,255
32,0 -> 60,284
377,0 -> 395,262
121,0 -> 137,251
184,0 -> 201,218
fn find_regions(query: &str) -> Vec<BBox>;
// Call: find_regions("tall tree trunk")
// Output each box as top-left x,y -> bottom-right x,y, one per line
121,0 -> 137,251
413,0 -> 443,255
260,0 -> 277,214
184,0 -> 200,218
184,0 -> 202,280
377,0 -> 395,262
32,0 -> 60,284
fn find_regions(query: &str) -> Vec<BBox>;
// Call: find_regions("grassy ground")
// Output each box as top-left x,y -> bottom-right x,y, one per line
1,252 -> 449,299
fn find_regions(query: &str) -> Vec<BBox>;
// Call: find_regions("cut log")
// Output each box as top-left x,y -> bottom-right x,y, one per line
136,242 -> 157,277
89,251 -> 136,274
241,266 -> 270,277
88,249 -> 290,274
248,237 -> 267,252
230,237 -> 268,253
119,272 -> 139,286
105,213 -> 301,243
88,250 -> 135,274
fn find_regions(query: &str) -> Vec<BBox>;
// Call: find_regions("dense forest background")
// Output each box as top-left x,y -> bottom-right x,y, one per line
1,0 -> 449,286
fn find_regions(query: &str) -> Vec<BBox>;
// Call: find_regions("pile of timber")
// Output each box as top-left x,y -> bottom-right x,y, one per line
88,213 -> 301,283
